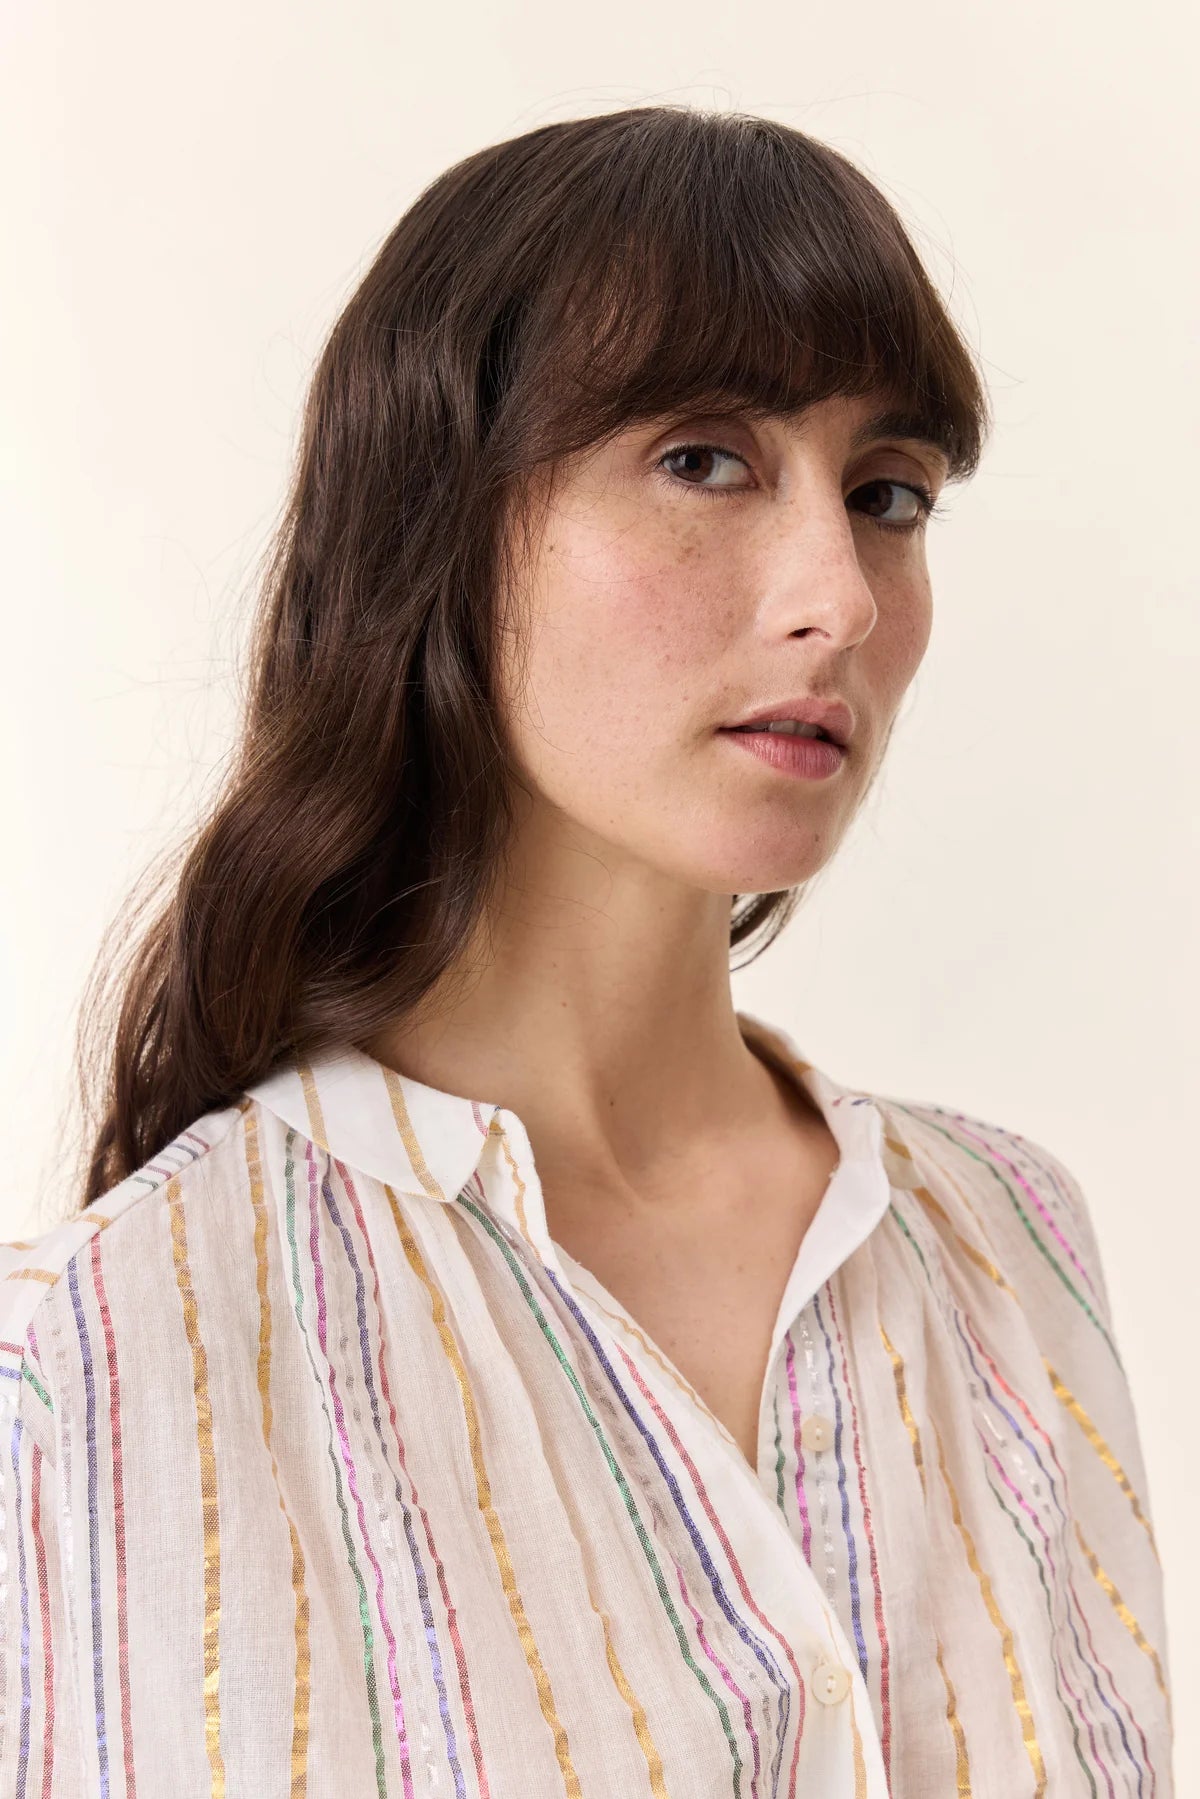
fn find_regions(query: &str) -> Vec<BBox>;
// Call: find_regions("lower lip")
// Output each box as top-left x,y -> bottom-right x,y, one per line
718,728 -> 847,778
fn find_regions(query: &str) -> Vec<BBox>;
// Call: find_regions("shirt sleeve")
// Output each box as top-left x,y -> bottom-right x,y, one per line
0,1260 -> 87,1795
1023,1129 -> 1119,1320
1007,1127 -> 1176,1713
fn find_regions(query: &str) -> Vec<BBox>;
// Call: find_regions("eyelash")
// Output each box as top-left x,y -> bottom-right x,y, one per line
656,441 -> 944,535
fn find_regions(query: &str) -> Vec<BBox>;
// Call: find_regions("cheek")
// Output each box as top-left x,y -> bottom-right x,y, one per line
525,530 -> 729,746
868,567 -> 932,696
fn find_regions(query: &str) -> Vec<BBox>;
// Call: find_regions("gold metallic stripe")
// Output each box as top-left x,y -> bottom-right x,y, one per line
384,1181 -> 585,1796
935,1639 -> 973,1799
382,1064 -> 449,1202
245,1105 -> 313,1793
297,1062 -> 334,1160
167,1172 -> 226,1792
848,1677 -> 869,1798
490,1114 -> 535,1239
479,1121 -> 679,1791
489,1116 -> 729,1441
914,1187 -> 1016,1292
1046,1366 -> 1159,1563
599,1604 -> 670,1796
879,1326 -> 972,1796
1074,1518 -> 1172,1742
932,1418 -> 1045,1795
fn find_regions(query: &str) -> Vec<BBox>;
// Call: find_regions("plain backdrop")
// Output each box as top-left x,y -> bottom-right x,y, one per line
3,4 -> 1196,1787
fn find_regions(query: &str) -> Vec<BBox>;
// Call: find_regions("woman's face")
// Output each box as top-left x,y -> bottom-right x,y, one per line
497,391 -> 948,897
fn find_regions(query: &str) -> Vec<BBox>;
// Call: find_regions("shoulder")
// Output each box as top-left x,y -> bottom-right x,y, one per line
0,1096 -> 255,1446
873,1090 -> 1114,1330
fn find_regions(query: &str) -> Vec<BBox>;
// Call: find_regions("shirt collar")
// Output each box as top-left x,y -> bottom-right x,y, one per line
244,1007 -> 913,1216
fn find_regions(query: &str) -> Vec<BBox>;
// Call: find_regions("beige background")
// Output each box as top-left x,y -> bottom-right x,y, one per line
3,4 -> 1195,1787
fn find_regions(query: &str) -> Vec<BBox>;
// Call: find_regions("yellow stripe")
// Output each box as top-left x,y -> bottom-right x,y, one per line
600,1607 -> 670,1796
935,1639 -> 973,1799
245,1106 -> 313,1793
1046,1366 -> 1159,1562
490,1114 -> 534,1238
914,1187 -> 1016,1292
892,1121 -> 1161,1563
1073,1519 -> 1172,1742
848,1675 -> 869,1797
385,1181 -> 585,1796
884,1115 -> 1010,1276
932,1418 -> 1045,1794
489,1112 -> 722,1428
879,1326 -> 972,1795
383,1064 -> 449,1202
489,1117 -> 712,1795
167,1172 -> 226,1791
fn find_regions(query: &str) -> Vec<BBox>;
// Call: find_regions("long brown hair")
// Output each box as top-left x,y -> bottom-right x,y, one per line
66,103 -> 991,1217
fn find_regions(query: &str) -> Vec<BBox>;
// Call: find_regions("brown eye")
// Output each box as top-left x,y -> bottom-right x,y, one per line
851,477 -> 939,536
657,442 -> 751,496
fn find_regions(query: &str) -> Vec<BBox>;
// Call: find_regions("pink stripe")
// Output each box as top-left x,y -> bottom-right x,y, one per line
609,1338 -> 808,1793
337,1159 -> 492,1799
305,1143 -> 412,1788
960,1315 -> 1155,1781
782,1337 -> 812,1563
950,1119 -> 1097,1298
671,1554 -> 764,1791
826,1281 -> 892,1786
981,1440 -> 1116,1793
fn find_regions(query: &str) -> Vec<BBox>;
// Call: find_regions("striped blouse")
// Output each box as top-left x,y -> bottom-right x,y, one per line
0,1009 -> 1173,1796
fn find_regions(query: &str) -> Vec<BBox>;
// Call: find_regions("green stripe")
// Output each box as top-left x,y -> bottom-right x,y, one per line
889,1105 -> 1120,1372
22,1360 -> 53,1413
457,1192 -> 757,1793
284,1131 -> 387,1799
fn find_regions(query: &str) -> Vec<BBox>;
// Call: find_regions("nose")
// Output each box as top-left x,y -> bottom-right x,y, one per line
762,487 -> 879,645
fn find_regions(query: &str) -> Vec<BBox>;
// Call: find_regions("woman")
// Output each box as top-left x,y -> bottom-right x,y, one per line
0,105 -> 1172,1795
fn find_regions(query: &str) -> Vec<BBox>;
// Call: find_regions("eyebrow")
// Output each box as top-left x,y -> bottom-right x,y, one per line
845,407 -> 954,473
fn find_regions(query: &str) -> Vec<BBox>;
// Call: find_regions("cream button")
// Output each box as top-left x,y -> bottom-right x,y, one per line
811,1659 -> 851,1705
800,1413 -> 834,1454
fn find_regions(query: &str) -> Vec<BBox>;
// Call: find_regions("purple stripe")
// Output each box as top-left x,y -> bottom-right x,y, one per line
952,1312 -> 1149,1793
316,1166 -> 411,1776
537,1258 -> 795,1787
900,1197 -> 1149,1791
459,1188 -> 786,1791
671,1552 -> 764,1777
334,1161 -> 472,1799
982,1439 -> 1123,1793
301,1140 -> 389,1794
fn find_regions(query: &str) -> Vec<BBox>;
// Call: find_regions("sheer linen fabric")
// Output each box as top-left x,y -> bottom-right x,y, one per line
0,1010 -> 1172,1796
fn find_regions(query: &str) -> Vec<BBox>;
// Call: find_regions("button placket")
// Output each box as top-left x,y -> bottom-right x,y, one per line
800,1411 -> 834,1454
796,1311 -> 840,1607
811,1658 -> 851,1705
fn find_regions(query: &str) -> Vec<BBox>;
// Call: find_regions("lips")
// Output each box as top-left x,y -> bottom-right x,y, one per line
725,724 -> 835,742
720,696 -> 854,748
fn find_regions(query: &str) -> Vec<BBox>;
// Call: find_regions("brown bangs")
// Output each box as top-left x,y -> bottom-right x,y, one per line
493,108 -> 989,486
